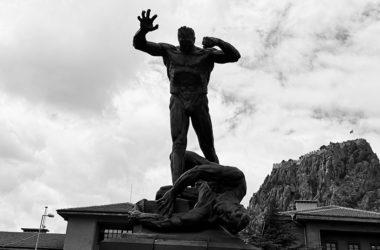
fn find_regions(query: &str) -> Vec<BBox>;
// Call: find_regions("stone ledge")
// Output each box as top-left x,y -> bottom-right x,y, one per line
99,231 -> 260,250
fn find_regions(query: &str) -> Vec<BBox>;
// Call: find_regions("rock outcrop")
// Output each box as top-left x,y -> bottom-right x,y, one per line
248,139 -> 380,228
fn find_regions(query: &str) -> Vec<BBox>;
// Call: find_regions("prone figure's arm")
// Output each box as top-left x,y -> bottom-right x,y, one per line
173,164 -> 245,195
158,163 -> 245,215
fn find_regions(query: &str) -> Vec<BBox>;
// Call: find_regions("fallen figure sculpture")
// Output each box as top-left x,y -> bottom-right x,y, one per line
130,151 -> 250,234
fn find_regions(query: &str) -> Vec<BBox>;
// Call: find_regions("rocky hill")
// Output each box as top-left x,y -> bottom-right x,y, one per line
248,139 -> 380,227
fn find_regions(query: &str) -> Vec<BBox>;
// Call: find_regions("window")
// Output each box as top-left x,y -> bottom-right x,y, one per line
326,242 -> 337,250
98,224 -> 132,241
348,243 -> 360,250
371,244 -> 380,250
102,228 -> 131,239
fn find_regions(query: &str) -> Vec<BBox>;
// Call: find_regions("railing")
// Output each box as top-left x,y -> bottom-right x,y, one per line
296,247 -> 324,250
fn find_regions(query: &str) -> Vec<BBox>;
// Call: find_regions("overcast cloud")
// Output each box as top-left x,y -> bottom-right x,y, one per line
1,0 -> 380,233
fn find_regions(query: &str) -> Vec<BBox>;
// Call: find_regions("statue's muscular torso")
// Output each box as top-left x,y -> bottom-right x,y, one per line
161,44 -> 215,94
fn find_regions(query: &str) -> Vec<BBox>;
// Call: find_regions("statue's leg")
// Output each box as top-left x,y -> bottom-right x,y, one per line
191,96 -> 219,164
136,215 -> 175,230
155,184 -> 198,201
183,151 -> 211,172
139,206 -> 209,231
170,95 -> 189,184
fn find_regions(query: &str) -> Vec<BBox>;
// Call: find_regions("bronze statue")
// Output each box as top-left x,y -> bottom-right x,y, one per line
133,9 -> 241,183
131,151 -> 250,234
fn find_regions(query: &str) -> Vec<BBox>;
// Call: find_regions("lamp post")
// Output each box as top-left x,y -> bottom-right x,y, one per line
35,206 -> 54,250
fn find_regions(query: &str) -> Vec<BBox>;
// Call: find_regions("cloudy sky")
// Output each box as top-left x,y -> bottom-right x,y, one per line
1,0 -> 380,233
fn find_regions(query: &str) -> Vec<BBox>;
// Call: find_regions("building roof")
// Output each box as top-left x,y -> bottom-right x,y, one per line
281,205 -> 380,223
21,228 -> 49,233
294,200 -> 318,204
0,231 -> 65,249
57,202 -> 134,220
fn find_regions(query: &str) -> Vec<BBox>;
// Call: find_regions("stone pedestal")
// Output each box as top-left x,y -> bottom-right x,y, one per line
105,194 -> 258,250
99,228 -> 259,250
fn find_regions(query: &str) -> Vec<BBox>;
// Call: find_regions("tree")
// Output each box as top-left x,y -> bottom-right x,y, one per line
244,199 -> 297,250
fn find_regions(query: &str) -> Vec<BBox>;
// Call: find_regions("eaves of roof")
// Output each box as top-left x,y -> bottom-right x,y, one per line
281,205 -> 380,224
57,202 -> 134,220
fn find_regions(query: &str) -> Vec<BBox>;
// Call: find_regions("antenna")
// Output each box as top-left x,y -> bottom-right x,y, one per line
130,184 -> 133,203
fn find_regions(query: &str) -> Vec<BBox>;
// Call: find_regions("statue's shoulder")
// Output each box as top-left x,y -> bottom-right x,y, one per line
157,44 -> 181,54
159,43 -> 176,51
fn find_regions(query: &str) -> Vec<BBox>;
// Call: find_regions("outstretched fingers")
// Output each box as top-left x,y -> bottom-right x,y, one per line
137,9 -> 159,31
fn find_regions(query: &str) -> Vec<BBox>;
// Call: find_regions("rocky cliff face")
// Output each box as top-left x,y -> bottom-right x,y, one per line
248,139 -> 380,226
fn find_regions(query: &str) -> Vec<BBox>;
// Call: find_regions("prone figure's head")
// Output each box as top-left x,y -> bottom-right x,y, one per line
178,26 -> 195,54
213,200 -> 250,234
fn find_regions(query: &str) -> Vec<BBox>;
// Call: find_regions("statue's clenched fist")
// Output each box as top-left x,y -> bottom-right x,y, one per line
202,36 -> 220,48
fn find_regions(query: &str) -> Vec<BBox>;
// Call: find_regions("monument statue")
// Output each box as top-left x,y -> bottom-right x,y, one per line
133,9 -> 241,183
130,151 -> 250,235
131,9 -> 249,235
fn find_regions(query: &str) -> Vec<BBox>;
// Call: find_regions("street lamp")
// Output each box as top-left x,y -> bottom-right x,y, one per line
35,206 -> 54,250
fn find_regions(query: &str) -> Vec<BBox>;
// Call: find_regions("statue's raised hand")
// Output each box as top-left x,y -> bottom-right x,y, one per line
137,9 -> 158,32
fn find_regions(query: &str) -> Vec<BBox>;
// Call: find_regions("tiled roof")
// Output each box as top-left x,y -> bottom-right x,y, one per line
281,205 -> 380,222
294,200 -> 318,203
57,202 -> 134,215
0,231 -> 65,249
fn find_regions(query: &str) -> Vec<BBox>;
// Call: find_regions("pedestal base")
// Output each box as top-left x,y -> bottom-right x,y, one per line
99,227 -> 259,250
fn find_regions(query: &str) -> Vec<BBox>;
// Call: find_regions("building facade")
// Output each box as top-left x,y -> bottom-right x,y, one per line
0,230 -> 65,250
57,202 -> 256,250
3,201 -> 380,250
281,201 -> 380,250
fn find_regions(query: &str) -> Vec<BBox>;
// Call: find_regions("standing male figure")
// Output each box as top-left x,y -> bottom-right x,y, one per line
133,9 -> 241,183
